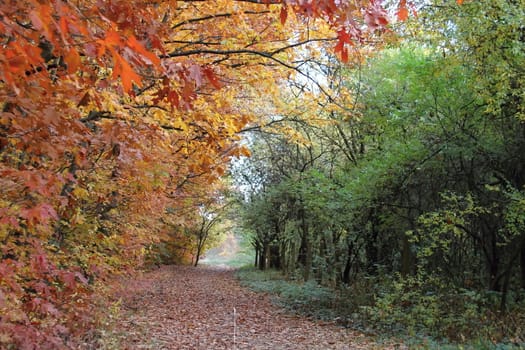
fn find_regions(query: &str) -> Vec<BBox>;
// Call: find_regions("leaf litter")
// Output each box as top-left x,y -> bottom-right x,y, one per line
103,265 -> 406,349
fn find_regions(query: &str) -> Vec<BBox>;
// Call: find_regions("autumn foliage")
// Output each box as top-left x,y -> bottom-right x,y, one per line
0,0 -> 395,347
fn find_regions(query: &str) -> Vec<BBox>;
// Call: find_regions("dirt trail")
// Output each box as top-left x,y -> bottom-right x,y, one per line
109,265 -> 403,349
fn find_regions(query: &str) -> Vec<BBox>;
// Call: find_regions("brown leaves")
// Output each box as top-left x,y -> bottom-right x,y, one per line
106,266 -> 388,349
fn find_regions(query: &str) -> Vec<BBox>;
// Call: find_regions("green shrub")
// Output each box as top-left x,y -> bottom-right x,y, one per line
360,273 -> 525,345
236,268 -> 525,348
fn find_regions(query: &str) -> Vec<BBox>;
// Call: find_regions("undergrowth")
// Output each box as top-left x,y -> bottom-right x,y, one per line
236,267 -> 525,349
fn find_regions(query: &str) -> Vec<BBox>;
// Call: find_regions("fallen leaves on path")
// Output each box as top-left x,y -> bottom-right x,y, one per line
101,265 -> 405,349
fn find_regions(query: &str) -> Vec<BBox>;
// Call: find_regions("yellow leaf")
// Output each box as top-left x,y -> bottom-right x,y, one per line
72,187 -> 90,200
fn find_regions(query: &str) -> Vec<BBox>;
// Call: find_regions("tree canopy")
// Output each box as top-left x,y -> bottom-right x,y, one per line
0,0 -> 402,348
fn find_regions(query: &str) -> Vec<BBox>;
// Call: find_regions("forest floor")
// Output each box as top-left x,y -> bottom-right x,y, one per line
101,264 -> 407,349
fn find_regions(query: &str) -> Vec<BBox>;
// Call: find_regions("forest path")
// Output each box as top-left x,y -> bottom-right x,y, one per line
109,265 -> 404,349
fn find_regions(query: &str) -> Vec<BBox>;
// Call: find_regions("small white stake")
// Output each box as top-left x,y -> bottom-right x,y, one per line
233,306 -> 237,350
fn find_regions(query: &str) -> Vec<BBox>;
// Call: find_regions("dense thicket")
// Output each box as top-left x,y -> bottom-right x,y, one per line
237,0 -> 525,341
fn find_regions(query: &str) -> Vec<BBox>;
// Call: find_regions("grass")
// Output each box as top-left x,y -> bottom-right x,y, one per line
235,267 -> 338,320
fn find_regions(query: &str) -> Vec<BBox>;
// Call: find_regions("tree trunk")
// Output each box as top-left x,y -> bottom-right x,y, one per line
194,253 -> 200,267
194,229 -> 208,267
488,259 -> 501,291
521,241 -> 525,289
342,241 -> 354,284
194,240 -> 203,267
303,238 -> 312,281
299,207 -> 311,281
401,233 -> 414,276
366,230 -> 378,274
270,244 -> 281,269
488,238 -> 501,291
258,242 -> 267,270
264,242 -> 270,270
500,237 -> 524,312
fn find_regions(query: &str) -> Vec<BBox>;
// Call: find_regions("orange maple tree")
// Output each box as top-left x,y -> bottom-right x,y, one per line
0,0 -> 400,347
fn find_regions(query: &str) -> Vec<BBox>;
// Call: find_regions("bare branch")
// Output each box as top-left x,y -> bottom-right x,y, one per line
172,10 -> 272,29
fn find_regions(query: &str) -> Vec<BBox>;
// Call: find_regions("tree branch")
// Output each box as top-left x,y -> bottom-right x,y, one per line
172,10 -> 272,29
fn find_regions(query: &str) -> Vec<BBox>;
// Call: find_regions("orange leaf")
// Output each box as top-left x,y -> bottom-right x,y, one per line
104,30 -> 122,47
6,50 -> 28,73
77,91 -> 91,107
396,0 -> 409,21
111,50 -> 122,80
341,47 -> 348,63
396,6 -> 409,21
120,59 -> 142,93
58,17 -> 68,39
280,5 -> 288,25
181,82 -> 196,105
112,52 -> 142,93
29,5 -> 53,42
240,146 -> 251,157
127,35 -> 161,67
65,48 -> 81,74
203,67 -> 222,89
